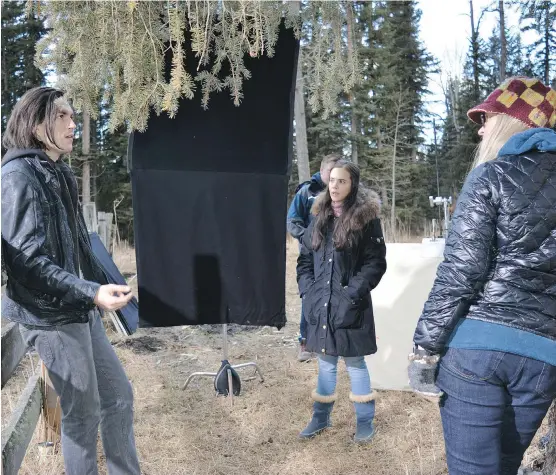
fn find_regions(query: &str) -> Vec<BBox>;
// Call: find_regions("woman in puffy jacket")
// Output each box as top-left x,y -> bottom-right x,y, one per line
411,77 -> 556,474
297,160 -> 386,443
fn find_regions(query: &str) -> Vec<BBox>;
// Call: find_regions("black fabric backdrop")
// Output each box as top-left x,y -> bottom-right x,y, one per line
129,24 -> 298,329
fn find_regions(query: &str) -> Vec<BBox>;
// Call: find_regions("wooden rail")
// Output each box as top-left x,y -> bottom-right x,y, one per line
1,323 -> 27,388
1,322 -> 43,474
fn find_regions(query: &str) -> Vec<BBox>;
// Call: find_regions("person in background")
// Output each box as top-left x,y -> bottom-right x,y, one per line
409,77 -> 556,474
297,160 -> 386,443
1,87 -> 141,475
287,153 -> 342,362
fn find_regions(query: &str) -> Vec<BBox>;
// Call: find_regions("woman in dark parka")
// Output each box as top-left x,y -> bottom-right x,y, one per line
297,160 -> 386,443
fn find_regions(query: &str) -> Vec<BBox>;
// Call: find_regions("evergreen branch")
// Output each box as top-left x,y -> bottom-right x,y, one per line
29,0 -> 361,131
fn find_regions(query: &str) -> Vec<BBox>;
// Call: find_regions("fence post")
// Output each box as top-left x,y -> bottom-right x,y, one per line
1,375 -> 43,474
97,212 -> 114,254
1,323 -> 27,388
83,202 -> 98,233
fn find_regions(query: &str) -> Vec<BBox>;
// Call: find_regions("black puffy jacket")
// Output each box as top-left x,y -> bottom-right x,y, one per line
1,149 -> 107,326
414,149 -> 556,354
297,188 -> 387,357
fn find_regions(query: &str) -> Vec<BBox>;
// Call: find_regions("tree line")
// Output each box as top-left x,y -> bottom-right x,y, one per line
2,0 -> 555,243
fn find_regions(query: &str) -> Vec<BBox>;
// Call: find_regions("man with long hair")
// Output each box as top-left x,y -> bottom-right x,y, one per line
2,87 -> 141,475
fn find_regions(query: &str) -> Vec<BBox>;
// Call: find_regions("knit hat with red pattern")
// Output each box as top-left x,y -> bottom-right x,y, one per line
467,77 -> 556,129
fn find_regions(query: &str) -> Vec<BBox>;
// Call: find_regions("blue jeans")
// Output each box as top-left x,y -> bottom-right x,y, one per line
317,354 -> 372,397
436,348 -> 556,475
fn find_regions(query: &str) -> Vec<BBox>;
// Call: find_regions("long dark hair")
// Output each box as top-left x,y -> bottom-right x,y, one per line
312,160 -> 361,250
2,87 -> 66,150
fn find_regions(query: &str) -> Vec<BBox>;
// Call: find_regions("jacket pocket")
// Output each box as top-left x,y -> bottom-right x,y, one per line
302,282 -> 317,325
333,288 -> 362,330
19,327 -> 55,366
440,347 -> 505,382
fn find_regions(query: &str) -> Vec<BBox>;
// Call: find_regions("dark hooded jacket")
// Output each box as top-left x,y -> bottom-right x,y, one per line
297,188 -> 387,357
286,172 -> 325,241
413,128 -> 556,354
1,149 -> 107,327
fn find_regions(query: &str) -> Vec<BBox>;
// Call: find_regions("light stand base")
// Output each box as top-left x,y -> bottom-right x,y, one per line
181,324 -> 264,405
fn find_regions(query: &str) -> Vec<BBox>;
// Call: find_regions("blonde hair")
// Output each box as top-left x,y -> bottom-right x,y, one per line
472,114 -> 530,168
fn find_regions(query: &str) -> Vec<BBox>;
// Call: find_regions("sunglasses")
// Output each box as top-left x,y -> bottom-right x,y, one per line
479,112 -> 487,126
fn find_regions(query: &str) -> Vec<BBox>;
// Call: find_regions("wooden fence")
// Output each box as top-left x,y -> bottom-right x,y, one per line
1,201 -> 118,473
83,202 -> 114,253
1,323 -> 42,474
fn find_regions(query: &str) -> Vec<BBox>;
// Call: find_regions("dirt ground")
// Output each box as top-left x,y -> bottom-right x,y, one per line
1,240 -> 548,474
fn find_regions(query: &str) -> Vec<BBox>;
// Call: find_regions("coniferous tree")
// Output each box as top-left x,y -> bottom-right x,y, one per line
516,0 -> 556,85
1,1 -> 46,135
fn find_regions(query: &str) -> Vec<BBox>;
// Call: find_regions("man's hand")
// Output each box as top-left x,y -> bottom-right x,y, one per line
94,284 -> 133,311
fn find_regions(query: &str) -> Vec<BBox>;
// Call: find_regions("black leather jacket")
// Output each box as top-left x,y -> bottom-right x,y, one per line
414,150 -> 556,354
1,149 -> 107,326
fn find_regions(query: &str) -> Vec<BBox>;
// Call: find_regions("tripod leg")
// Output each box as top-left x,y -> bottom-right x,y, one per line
232,362 -> 264,383
182,372 -> 217,390
227,368 -> 234,407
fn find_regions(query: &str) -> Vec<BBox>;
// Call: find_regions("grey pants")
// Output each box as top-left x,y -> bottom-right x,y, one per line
19,311 -> 141,475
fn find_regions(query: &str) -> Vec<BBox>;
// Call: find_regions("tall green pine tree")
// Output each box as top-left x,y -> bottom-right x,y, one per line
1,1 -> 46,135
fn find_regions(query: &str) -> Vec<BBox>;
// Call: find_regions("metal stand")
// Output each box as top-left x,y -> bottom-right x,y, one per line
429,195 -> 452,238
182,324 -> 264,401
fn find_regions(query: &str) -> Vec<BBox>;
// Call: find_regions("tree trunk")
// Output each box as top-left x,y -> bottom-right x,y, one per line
91,117 -> 98,203
545,402 -> 556,474
433,119 -> 440,197
81,110 -> 91,204
544,9 -> 550,84
499,0 -> 507,82
350,96 -> 359,165
390,90 -> 402,235
294,48 -> 310,183
291,0 -> 310,184
380,187 -> 388,208
469,0 -> 480,102
346,1 -> 358,164
449,78 -> 461,139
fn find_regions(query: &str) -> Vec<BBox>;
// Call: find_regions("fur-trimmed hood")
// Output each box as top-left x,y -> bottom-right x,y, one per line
311,186 -> 381,231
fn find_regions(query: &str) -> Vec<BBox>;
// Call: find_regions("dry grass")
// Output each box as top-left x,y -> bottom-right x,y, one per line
1,240 -> 549,475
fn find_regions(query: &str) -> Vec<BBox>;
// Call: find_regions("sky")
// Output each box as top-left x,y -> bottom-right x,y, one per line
417,0 -> 531,141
